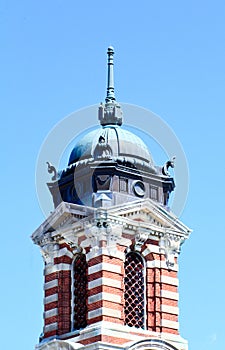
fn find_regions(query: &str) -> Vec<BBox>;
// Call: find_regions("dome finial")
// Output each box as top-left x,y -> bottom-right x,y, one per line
105,46 -> 116,103
98,46 -> 123,126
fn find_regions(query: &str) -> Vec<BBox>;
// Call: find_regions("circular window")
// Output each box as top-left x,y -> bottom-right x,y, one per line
133,181 -> 145,197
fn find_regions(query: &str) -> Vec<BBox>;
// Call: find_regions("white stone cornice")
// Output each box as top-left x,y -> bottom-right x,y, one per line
54,321 -> 188,350
31,201 -> 95,244
32,199 -> 191,256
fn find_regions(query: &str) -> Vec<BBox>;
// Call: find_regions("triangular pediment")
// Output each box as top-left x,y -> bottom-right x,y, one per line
32,199 -> 191,246
107,198 -> 191,237
31,202 -> 95,244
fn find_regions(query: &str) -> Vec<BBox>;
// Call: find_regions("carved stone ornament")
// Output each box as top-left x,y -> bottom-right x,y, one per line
93,136 -> 113,160
134,228 -> 150,251
84,221 -> 123,255
46,161 -> 58,181
159,234 -> 181,269
40,243 -> 59,266
162,156 -> 176,176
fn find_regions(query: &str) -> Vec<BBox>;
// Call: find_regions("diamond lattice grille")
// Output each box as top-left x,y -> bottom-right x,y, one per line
72,254 -> 87,330
124,252 -> 145,328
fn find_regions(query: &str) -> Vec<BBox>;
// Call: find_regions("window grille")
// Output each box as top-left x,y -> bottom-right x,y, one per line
72,253 -> 87,330
124,252 -> 145,329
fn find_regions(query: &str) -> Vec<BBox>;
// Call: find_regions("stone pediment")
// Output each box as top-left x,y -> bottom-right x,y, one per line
31,199 -> 191,257
31,202 -> 95,246
107,198 -> 191,238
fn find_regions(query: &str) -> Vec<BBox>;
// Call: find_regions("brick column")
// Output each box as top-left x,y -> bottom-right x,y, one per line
42,243 -> 73,339
86,250 -> 124,326
143,242 -> 179,335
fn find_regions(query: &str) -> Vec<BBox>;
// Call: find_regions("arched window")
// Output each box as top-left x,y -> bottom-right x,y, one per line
71,253 -> 87,330
124,251 -> 146,329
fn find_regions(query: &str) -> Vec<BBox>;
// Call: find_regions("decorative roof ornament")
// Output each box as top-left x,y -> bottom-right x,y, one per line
162,156 -> 176,176
105,46 -> 116,103
98,46 -> 123,126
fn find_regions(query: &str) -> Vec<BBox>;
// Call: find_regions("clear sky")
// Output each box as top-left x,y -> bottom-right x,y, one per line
1,1 -> 225,349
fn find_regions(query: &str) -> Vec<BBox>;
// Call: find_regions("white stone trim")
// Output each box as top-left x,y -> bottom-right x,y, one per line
88,292 -> 121,304
44,279 -> 58,290
44,308 -> 58,318
88,277 -> 121,290
89,262 -> 121,275
161,275 -> 179,286
44,293 -> 58,304
58,321 -> 188,348
146,260 -> 178,271
44,322 -> 58,332
88,307 -> 121,319
35,340 -> 83,350
161,290 -> 179,301
161,319 -> 179,330
142,244 -> 160,256
45,263 -> 71,275
161,305 -> 179,315
58,248 -> 74,259
86,248 -> 125,262
148,234 -> 159,242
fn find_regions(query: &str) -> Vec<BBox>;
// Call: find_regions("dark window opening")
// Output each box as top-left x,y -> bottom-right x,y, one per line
124,252 -> 145,329
72,254 -> 87,330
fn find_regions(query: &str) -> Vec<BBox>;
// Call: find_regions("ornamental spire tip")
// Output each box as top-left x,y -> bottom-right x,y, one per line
98,46 -> 123,126
105,46 -> 116,103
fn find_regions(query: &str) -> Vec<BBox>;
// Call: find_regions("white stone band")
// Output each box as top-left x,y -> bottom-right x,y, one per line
88,292 -> 121,304
88,307 -> 121,319
88,277 -> 121,290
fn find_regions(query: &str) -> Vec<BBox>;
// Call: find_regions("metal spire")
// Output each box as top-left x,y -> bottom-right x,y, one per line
98,46 -> 123,126
105,46 -> 116,103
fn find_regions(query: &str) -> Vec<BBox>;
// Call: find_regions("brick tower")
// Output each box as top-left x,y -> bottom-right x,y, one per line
32,47 -> 191,350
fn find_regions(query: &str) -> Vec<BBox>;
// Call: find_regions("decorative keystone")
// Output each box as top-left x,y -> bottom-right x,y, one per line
84,220 -> 123,255
134,228 -> 150,251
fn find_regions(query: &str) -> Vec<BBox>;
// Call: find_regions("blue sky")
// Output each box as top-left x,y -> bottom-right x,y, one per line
1,1 -> 225,349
